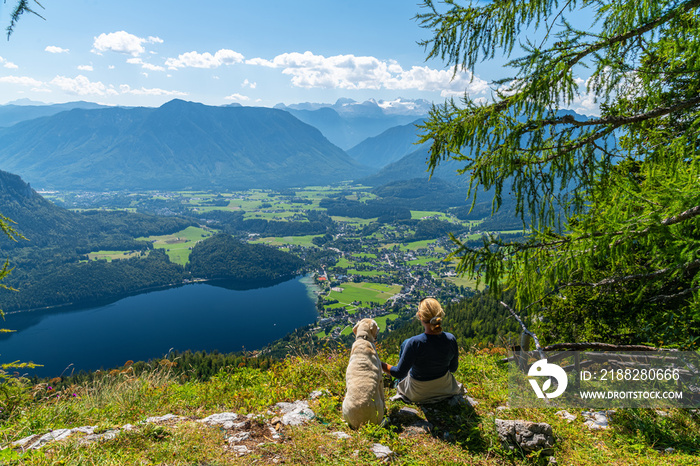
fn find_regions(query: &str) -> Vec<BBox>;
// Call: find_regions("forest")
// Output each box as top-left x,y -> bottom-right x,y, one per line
0,249 -> 185,312
186,233 -> 304,281
199,210 -> 334,237
378,290 -> 521,351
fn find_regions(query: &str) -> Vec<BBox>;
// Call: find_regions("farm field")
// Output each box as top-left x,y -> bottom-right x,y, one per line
374,313 -> 399,332
250,235 -> 320,247
330,216 -> 377,226
444,275 -> 486,290
137,226 -> 214,266
87,250 -> 147,262
407,257 -> 440,266
327,282 -> 401,310
328,308 -> 399,337
400,239 -> 439,251
410,210 -> 453,221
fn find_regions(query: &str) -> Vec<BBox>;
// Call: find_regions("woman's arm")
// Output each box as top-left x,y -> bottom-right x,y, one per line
449,336 -> 459,372
389,340 -> 416,379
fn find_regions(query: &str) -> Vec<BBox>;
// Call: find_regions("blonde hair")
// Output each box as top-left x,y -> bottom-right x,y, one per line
417,297 -> 445,332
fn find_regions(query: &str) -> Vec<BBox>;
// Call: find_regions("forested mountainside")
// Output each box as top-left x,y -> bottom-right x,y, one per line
276,98 -> 427,149
0,99 -> 369,191
347,118 -> 426,169
0,171 -> 304,312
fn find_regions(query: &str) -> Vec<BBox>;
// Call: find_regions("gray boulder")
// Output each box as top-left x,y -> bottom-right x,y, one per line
495,419 -> 555,454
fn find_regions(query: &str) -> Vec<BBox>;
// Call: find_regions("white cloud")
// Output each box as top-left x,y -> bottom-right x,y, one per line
142,62 -> 165,72
147,36 -> 163,44
225,93 -> 250,102
242,79 -> 256,89
119,84 -> 187,96
566,76 -> 601,116
78,65 -> 94,71
126,57 -> 165,72
0,56 -> 15,69
50,75 -> 118,96
388,65 -> 489,95
165,49 -> 244,69
245,57 -> 274,67
246,51 -> 489,94
571,92 -> 599,116
45,46 -> 69,54
0,75 -> 43,87
92,31 -> 159,56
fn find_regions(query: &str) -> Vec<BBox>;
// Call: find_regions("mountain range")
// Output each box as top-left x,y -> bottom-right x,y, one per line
0,100 -> 369,191
347,118 -> 426,169
0,98 -> 587,194
275,98 -> 429,149
0,100 -> 110,128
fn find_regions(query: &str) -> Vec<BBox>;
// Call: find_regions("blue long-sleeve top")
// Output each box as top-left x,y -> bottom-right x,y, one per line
389,332 -> 459,381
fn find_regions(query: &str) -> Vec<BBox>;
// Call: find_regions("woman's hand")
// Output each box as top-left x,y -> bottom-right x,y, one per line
381,361 -> 393,375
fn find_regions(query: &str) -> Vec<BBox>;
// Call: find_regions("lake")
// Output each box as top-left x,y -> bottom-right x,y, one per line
0,275 -> 319,378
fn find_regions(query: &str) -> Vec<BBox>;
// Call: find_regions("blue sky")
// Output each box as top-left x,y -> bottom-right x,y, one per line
0,1 -> 597,113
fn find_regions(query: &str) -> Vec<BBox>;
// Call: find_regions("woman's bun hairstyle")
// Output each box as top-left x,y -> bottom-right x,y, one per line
429,316 -> 443,328
417,298 -> 445,332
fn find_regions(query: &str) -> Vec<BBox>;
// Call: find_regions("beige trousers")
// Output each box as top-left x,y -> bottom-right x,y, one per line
396,371 -> 464,404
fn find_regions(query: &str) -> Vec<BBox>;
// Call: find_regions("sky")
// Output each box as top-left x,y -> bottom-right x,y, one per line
0,0 -> 597,113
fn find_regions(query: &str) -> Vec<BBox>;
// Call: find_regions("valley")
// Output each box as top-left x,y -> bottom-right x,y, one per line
39,184 -> 521,344
0,97 -> 527,372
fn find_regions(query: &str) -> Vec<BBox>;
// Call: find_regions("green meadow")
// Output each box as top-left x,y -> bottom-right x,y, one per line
330,216 -> 377,226
250,235 -> 320,247
327,282 -> 401,308
87,250 -> 147,262
317,313 -> 399,338
401,239 -> 438,251
137,226 -> 214,266
410,210 -> 453,221
374,313 -> 399,331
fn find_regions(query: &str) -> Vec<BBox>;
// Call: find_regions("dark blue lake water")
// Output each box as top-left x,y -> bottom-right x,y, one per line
0,276 -> 318,378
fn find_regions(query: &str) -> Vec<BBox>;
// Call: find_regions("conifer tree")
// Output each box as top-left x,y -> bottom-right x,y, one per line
418,0 -> 700,347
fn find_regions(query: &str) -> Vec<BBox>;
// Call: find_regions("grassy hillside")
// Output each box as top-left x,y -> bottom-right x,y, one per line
1,348 -> 698,465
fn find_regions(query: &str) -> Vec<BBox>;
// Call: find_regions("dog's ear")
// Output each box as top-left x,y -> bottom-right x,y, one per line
352,321 -> 360,336
370,319 -> 379,339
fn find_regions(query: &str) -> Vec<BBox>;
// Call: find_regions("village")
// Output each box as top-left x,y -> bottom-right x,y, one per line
300,220 -> 477,340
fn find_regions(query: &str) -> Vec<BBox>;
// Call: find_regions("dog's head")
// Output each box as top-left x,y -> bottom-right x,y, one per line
352,318 -> 379,342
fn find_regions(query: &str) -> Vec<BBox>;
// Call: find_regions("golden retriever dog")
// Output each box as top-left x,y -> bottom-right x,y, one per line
342,318 -> 385,429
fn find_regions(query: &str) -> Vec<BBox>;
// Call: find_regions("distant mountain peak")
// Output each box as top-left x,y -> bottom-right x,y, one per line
376,98 -> 433,115
275,97 -> 431,117
334,97 -> 356,106
160,98 -> 199,108
4,98 -> 49,106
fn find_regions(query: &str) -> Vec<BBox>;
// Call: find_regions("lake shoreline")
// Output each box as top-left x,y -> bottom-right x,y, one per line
4,273 -> 304,316
1,275 -> 319,378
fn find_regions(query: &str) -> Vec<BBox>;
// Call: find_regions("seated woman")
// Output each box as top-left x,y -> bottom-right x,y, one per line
381,297 -> 463,404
